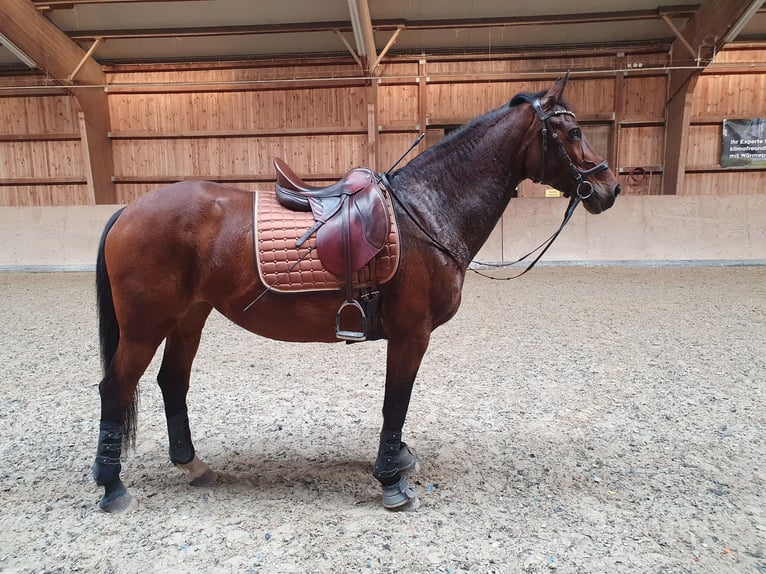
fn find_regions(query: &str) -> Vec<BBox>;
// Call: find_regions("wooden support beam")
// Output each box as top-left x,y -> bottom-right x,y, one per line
0,132 -> 81,141
611,53 -> 626,172
348,0 -> 377,75
0,0 -> 115,204
63,7 -> 705,42
418,58 -> 428,134
35,0 -> 196,8
112,174 -> 345,185
661,15 -> 697,60
367,82 -> 378,170
334,30 -> 363,70
662,0 -> 763,195
663,85 -> 696,196
109,127 -> 368,139
372,26 -> 403,72
68,37 -> 103,82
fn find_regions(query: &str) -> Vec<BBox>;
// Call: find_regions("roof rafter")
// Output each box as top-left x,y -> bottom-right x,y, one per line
62,7 -> 709,42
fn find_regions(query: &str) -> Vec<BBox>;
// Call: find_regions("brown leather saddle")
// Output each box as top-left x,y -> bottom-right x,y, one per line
273,158 -> 391,341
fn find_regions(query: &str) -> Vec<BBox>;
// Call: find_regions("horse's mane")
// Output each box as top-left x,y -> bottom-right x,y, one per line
390,105 -> 508,179
418,89 -> 572,151
391,89 -> 570,180
437,105 -> 509,147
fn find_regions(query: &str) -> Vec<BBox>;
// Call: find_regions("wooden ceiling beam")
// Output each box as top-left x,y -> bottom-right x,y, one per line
0,0 -> 115,204
669,0 -> 763,99
63,6 -> 732,42
34,0 -> 199,9
69,21 -> 354,41
353,0 -> 377,74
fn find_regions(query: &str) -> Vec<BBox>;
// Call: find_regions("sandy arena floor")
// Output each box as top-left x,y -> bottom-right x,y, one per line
0,266 -> 764,573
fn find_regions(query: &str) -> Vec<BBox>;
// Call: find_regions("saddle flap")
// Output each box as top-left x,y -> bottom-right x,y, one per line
316,183 -> 390,276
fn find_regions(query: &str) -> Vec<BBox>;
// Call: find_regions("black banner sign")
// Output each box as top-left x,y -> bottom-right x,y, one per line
721,118 -> 766,168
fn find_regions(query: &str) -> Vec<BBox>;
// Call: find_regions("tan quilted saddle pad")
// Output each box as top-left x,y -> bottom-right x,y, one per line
254,190 -> 400,293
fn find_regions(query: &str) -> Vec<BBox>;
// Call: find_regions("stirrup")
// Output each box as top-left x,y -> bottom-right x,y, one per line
335,299 -> 367,341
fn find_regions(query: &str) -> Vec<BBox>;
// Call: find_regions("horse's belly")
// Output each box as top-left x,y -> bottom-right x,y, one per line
219,290 -> 353,344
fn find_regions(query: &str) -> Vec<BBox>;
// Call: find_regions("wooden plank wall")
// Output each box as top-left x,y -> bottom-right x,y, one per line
0,46 -> 764,206
686,48 -> 766,195
0,91 -> 88,204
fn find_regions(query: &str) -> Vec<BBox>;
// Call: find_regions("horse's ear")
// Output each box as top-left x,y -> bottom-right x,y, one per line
540,71 -> 570,110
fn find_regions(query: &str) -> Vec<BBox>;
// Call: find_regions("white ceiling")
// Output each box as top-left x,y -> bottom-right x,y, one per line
1,0 -> 765,66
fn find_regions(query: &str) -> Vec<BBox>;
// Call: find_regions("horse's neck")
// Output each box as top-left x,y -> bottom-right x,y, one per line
392,115 -> 527,264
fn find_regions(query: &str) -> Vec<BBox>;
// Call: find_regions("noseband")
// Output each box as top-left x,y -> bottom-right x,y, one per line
531,99 -> 608,200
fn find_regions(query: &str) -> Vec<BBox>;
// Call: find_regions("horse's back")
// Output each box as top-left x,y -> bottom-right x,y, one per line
104,181 -> 255,320
116,180 -> 251,228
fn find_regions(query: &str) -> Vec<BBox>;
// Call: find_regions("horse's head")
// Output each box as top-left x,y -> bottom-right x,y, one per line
514,74 -> 620,214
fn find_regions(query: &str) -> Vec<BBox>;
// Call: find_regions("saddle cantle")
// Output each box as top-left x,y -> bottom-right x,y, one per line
274,158 -> 389,277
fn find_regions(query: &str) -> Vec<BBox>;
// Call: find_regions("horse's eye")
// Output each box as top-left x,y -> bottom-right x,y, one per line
568,128 -> 582,141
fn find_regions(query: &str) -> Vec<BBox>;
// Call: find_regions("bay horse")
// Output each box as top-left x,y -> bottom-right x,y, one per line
93,75 -> 620,513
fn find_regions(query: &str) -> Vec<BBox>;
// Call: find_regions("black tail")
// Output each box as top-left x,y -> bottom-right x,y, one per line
96,207 -> 138,446
96,207 -> 125,374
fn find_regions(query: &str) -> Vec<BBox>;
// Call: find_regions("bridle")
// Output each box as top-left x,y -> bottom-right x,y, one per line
531,99 -> 609,200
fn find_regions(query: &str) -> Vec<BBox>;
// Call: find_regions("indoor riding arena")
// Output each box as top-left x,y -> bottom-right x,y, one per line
1,2 -> 764,573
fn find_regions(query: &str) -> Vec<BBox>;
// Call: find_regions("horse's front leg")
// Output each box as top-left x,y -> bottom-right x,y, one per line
374,334 -> 430,510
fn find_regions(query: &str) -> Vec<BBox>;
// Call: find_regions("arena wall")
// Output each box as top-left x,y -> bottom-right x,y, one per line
1,194 -> 763,270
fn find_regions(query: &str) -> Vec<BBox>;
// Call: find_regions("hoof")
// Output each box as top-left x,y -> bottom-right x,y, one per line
98,481 -> 136,513
382,476 -> 420,511
398,442 -> 420,475
177,454 -> 217,486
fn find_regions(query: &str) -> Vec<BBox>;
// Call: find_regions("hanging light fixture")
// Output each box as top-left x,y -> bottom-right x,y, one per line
0,32 -> 37,68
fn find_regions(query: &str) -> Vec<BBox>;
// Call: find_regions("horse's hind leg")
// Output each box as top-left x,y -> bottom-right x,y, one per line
157,303 -> 216,486
95,338 -> 163,513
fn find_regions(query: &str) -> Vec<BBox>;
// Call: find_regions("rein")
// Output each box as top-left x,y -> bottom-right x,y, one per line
470,193 -> 582,280
382,98 -> 608,280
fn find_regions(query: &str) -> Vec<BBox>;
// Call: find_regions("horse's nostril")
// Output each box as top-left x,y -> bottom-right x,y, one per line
614,184 -> 621,197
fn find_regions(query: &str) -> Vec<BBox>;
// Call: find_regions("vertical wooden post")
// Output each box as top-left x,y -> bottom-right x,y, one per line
367,81 -> 378,170
611,53 -> 626,173
418,58 -> 428,135
76,95 -> 115,205
662,75 -> 698,195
